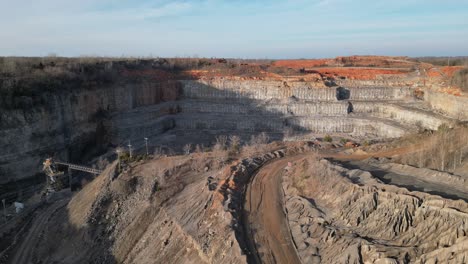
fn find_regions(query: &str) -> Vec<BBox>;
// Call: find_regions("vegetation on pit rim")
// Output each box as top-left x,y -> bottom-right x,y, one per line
0,56 -> 274,81
451,68 -> 468,92
411,56 -> 468,66
391,123 -> 468,172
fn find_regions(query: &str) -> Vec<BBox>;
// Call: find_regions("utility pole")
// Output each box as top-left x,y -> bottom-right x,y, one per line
116,148 -> 122,173
128,141 -> 133,159
144,137 -> 149,156
2,199 -> 6,223
68,167 -> 72,191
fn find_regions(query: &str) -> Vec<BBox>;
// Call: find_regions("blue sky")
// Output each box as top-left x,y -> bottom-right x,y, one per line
0,0 -> 467,58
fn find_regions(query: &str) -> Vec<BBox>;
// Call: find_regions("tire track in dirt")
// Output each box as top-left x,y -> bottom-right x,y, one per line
9,198 -> 69,264
241,146 -> 423,264
244,156 -> 302,264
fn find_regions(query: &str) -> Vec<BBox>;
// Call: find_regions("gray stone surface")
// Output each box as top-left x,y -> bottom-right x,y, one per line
0,78 -> 458,184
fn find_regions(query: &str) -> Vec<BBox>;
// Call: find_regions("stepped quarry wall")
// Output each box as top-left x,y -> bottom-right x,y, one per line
182,80 -> 414,101
179,100 -> 348,116
175,114 -> 407,138
424,90 -> 468,121
335,78 -> 415,88
178,100 -> 452,131
352,102 -> 453,130
177,80 -> 449,134
346,86 -> 413,100
181,80 -> 336,101
0,77 -> 457,185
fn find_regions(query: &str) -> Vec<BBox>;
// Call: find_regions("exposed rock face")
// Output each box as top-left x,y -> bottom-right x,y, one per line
282,158 -> 468,263
0,76 -> 458,188
424,90 -> 468,121
0,80 -> 181,184
173,80 -> 451,139
182,79 -> 414,101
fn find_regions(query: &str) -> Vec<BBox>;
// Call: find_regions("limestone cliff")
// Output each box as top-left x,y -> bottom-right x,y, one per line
0,79 -> 181,184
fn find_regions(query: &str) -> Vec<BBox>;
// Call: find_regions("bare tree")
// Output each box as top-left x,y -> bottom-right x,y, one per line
213,136 -> 228,165
154,147 -> 164,159
183,144 -> 192,155
241,132 -> 271,157
97,157 -> 109,170
213,135 -> 227,152
398,125 -> 468,172
229,135 -> 241,154
254,132 -> 269,145
195,144 -> 202,153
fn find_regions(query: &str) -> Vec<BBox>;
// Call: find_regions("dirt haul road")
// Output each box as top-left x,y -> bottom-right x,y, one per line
244,156 -> 302,264
8,197 -> 69,264
241,148 -> 428,264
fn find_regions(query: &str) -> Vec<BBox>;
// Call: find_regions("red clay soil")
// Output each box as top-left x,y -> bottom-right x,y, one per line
274,56 -> 416,69
427,66 -> 464,78
312,67 -> 408,80
437,86 -> 463,96
118,56 -> 421,81
426,66 -> 465,96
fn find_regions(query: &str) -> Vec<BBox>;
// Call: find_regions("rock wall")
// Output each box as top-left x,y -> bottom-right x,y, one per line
0,81 -> 181,183
352,102 -> 453,130
347,86 -> 413,100
182,80 -> 414,101
182,80 -> 336,101
0,77 -> 459,186
424,90 -> 468,121
179,100 -> 348,116
108,102 -> 178,147
175,114 -> 407,138
178,100 -> 452,131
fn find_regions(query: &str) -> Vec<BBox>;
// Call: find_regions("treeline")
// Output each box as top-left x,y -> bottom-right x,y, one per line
451,68 -> 468,92
0,56 -> 276,99
396,124 -> 468,172
0,56 -> 273,77
411,56 -> 468,66
410,56 -> 468,92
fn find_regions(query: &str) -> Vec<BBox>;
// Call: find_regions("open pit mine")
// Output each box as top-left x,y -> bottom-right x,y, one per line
0,56 -> 467,264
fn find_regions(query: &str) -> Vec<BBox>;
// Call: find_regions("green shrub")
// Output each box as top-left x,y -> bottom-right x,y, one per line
324,135 -> 333,142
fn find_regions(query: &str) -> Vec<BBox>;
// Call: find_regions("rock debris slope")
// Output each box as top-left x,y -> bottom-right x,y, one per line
5,150 -> 291,264
282,158 -> 468,263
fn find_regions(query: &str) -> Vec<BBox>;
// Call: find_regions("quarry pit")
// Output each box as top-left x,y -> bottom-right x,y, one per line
0,56 -> 467,264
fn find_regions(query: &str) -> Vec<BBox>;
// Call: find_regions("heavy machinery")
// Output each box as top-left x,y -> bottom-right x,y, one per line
42,158 -> 103,193
42,158 -> 65,193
